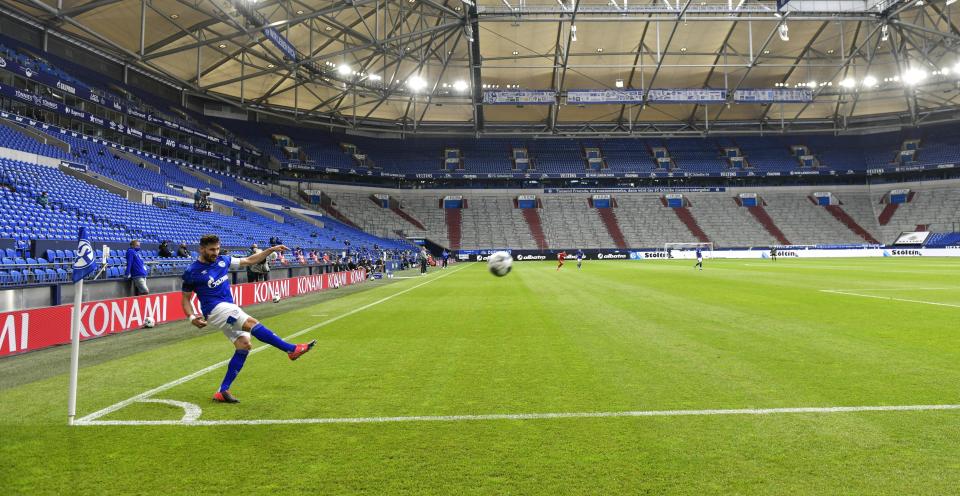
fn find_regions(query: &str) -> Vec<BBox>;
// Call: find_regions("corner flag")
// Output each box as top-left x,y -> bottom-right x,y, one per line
72,226 -> 97,283
68,226 -> 97,425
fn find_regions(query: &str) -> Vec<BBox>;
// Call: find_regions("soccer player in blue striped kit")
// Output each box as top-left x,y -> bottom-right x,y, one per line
180,234 -> 316,403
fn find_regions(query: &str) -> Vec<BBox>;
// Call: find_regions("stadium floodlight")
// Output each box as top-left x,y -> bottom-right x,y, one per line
948,0 -> 957,5
368,74 -> 382,81
954,62 -> 960,75
570,24 -> 577,42
615,79 -> 624,88
839,78 -> 856,89
881,25 -> 889,42
903,67 -> 927,85
408,76 -> 428,91
452,80 -> 469,92
778,23 -> 789,42
337,64 -> 352,76
862,75 -> 878,88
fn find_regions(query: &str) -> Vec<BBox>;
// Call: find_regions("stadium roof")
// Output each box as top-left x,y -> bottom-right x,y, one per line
4,0 -> 960,136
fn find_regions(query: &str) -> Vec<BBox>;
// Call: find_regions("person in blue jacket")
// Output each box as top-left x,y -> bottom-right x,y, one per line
125,239 -> 150,295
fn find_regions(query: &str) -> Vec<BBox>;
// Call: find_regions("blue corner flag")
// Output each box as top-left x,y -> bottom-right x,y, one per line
72,227 -> 98,283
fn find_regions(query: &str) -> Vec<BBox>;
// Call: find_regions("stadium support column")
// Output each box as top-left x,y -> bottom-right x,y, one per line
467,5 -> 483,133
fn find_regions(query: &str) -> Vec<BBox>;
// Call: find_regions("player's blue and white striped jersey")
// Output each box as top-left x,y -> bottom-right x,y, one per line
181,255 -> 241,317
696,248 -> 702,258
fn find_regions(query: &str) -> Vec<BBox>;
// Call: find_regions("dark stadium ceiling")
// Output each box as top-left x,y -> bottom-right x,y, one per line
3,0 -> 960,136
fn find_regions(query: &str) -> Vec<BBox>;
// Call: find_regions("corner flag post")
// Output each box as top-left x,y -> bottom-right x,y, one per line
68,227 -> 98,426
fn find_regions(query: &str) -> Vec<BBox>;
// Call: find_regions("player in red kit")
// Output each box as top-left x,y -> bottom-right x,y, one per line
557,251 -> 567,271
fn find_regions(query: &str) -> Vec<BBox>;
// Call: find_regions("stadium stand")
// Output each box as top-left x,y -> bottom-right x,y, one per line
210,117 -> 960,178
8,113 -> 960,264
0,151 -> 413,286
872,188 -> 960,242
3,36 -> 960,288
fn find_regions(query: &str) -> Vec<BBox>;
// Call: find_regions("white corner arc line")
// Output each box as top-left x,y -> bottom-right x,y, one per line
72,403 -> 960,427
76,263 -> 474,424
137,399 -> 203,422
820,290 -> 960,308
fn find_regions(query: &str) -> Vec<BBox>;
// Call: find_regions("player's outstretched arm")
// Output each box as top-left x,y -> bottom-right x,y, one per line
181,292 -> 206,328
237,245 -> 288,267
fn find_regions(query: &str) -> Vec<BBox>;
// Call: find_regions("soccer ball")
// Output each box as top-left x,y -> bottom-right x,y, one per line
143,316 -> 155,328
487,251 -> 512,277
272,292 -> 281,303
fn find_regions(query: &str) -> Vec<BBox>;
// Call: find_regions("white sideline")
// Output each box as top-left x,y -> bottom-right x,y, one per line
75,263 -> 473,424
742,264 -> 955,273
73,403 -> 960,427
825,288 -> 955,291
820,289 -> 960,308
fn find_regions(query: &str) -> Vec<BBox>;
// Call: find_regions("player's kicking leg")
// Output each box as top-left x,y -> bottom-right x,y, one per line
211,306 -> 315,403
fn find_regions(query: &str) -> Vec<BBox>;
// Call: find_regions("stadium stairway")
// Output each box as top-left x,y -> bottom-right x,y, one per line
320,203 -> 360,229
445,209 -> 462,250
522,208 -> 549,250
825,205 -> 881,244
597,209 -> 628,249
878,203 -> 899,226
747,206 -> 791,245
673,207 -> 711,244
390,205 -> 427,231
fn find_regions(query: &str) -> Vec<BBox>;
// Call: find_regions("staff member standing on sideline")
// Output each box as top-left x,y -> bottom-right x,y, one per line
125,239 -> 150,295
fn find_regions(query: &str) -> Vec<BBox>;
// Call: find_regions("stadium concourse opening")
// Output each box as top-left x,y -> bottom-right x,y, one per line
2,0 -> 960,493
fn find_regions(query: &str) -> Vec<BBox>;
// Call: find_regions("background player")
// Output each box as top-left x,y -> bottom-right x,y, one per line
181,234 -> 316,404
770,246 -> 778,262
694,246 -> 704,271
576,249 -> 584,270
557,251 -> 567,271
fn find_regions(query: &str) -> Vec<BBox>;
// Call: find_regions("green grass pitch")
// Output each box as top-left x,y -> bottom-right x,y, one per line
2,258 -> 960,494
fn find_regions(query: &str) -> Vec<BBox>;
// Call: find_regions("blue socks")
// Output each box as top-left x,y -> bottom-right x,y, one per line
250,323 -> 296,353
218,324 -> 294,392
219,349 -> 249,392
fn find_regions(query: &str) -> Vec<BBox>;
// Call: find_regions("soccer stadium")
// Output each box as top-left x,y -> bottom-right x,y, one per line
1,0 -> 960,492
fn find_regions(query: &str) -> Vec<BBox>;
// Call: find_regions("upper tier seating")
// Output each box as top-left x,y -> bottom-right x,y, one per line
218,121 -> 960,176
